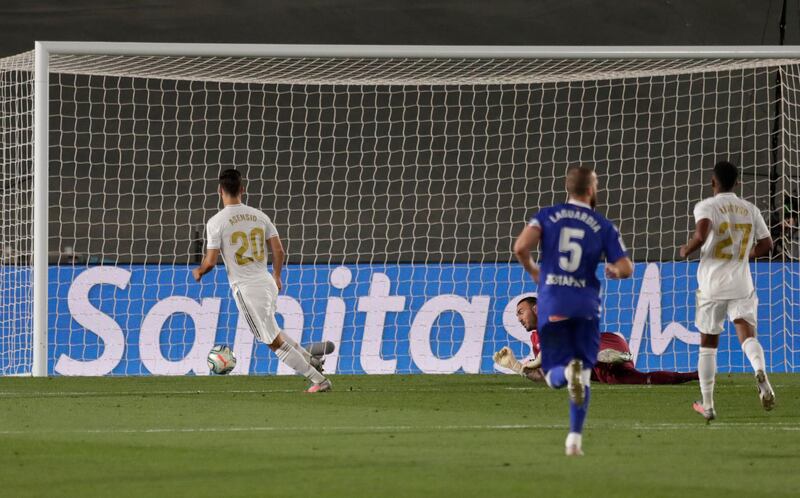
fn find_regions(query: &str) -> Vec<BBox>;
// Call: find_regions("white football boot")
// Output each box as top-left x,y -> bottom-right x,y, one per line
566,359 -> 585,405
692,401 -> 716,423
597,349 -> 633,364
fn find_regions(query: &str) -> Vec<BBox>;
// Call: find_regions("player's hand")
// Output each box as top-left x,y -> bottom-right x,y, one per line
273,274 -> 282,292
493,347 -> 523,374
604,263 -> 620,279
679,245 -> 690,258
493,347 -> 512,366
191,268 -> 202,282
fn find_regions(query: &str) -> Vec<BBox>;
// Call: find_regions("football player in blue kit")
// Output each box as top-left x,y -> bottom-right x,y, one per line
513,166 -> 633,456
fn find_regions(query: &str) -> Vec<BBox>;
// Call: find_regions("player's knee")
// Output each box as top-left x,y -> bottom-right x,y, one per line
699,333 -> 719,349
544,371 -> 560,389
267,334 -> 284,351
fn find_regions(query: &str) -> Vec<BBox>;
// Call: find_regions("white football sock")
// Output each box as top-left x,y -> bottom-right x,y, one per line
275,342 -> 325,383
581,368 -> 591,386
741,337 -> 766,373
565,432 -> 582,449
279,334 -> 312,362
698,347 -> 717,410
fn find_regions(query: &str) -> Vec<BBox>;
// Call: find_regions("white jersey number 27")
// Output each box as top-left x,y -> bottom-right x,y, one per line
713,222 -> 752,261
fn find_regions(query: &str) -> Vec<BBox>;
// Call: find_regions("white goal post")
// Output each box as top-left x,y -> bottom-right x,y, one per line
2,42 -> 799,376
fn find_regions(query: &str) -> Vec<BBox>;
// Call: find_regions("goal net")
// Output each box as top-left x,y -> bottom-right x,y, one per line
1,45 -> 798,375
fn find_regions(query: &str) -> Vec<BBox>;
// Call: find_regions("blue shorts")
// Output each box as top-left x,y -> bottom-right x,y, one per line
539,317 -> 600,373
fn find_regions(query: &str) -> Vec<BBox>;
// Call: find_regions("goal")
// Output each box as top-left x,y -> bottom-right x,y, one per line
1,43 -> 798,376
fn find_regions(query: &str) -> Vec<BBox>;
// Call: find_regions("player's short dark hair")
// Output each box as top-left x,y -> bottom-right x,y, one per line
219,169 -> 242,197
517,295 -> 537,307
713,161 -> 738,191
566,166 -> 595,196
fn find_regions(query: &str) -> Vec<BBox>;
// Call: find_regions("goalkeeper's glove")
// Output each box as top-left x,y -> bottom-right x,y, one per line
493,346 -> 524,375
521,354 -> 542,371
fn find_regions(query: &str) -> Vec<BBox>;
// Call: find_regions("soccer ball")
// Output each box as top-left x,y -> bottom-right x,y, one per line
207,345 -> 236,375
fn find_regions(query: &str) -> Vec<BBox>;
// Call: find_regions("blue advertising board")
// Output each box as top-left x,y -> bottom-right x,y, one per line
1,262 -> 798,375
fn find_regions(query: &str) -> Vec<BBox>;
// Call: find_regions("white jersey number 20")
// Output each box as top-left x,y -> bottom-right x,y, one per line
231,227 -> 266,265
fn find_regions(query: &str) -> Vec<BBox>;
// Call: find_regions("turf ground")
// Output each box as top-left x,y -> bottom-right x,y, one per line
0,374 -> 797,497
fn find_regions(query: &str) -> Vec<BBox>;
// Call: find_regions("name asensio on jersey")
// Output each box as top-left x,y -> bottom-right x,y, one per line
545,273 -> 587,288
547,209 -> 601,233
228,213 -> 258,225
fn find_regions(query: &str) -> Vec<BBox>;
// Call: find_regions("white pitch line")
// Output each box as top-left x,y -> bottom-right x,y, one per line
0,424 -> 539,436
0,389 -> 299,397
0,388 -> 485,397
0,422 -> 796,436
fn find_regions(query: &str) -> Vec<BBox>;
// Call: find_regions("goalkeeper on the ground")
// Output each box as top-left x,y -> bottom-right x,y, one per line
495,295 -> 699,385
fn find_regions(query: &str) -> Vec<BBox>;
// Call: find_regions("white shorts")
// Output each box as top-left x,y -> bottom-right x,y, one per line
694,290 -> 758,335
232,279 -> 281,344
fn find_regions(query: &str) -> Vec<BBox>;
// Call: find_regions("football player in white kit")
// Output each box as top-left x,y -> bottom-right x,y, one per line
680,161 -> 775,421
193,169 -> 332,393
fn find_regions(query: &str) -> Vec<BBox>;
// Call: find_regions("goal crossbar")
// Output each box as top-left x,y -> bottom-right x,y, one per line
34,42 -> 800,59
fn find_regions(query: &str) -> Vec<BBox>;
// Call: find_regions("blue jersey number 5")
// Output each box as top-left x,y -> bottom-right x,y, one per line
558,228 -> 585,272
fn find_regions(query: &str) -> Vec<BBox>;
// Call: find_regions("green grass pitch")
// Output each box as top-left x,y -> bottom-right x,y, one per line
0,374 -> 797,497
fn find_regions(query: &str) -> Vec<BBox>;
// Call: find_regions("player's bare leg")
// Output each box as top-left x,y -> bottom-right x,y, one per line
695,333 -> 718,420
734,319 -> 775,411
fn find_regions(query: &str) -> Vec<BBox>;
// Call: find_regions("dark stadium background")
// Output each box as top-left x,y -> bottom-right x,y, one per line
1,1 -> 797,264
0,1 -> 795,52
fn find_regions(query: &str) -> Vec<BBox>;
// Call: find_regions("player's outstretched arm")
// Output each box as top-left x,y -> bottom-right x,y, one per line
679,218 -> 711,258
268,235 -> 285,291
513,225 -> 541,283
493,347 -> 545,382
192,249 -> 220,282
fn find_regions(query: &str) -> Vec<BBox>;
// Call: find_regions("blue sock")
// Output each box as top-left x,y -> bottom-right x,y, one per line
546,366 -> 567,388
569,386 -> 591,434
